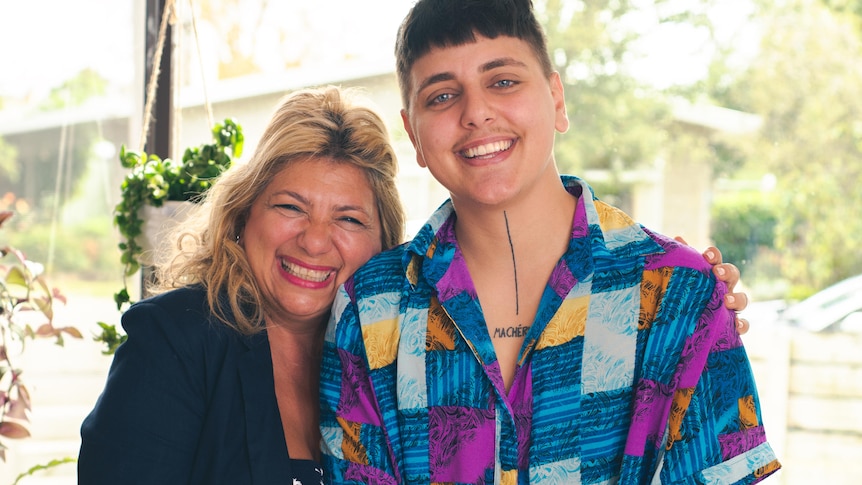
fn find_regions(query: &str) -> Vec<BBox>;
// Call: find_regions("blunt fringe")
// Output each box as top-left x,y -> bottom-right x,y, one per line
395,0 -> 553,109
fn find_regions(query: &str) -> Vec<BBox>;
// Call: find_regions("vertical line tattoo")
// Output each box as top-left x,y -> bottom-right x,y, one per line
504,211 -> 519,315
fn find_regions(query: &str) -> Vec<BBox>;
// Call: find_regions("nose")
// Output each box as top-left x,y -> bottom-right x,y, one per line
460,88 -> 494,128
296,219 -> 333,256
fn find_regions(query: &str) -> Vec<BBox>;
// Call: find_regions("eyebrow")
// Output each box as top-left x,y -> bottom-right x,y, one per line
482,57 -> 528,72
271,189 -> 308,205
415,56 -> 529,94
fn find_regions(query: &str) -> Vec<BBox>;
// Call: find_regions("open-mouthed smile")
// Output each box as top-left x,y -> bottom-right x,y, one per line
280,259 -> 332,283
461,139 -> 513,159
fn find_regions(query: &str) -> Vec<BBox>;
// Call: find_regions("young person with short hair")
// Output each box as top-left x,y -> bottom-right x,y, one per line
320,1 -> 780,483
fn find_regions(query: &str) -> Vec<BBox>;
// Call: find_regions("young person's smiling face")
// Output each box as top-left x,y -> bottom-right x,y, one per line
401,34 -> 569,210
242,157 -> 382,327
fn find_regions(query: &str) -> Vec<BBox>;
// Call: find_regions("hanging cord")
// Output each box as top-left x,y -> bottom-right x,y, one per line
188,0 -> 214,130
47,97 -> 70,274
138,0 -> 216,153
139,0 -> 177,152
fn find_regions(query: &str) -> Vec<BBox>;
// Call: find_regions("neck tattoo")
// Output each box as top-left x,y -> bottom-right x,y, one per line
504,211 -> 520,316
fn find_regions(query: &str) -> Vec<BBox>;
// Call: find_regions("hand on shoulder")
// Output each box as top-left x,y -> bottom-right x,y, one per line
675,236 -> 750,334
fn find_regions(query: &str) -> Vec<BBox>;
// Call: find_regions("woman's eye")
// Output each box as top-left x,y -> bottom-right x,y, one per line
276,204 -> 302,213
339,216 -> 365,226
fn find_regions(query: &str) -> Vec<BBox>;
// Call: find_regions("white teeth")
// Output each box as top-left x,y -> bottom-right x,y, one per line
281,260 -> 331,282
463,140 -> 512,158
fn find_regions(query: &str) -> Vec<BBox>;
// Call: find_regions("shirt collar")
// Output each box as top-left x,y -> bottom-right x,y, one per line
401,175 -> 663,282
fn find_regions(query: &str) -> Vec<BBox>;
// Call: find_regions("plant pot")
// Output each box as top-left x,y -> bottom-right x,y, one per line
138,200 -> 194,268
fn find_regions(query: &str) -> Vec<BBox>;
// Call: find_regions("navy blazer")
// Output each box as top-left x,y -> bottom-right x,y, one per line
79,286 -> 299,484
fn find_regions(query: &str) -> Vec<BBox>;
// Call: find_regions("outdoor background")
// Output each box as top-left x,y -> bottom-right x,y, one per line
1,0 -> 860,483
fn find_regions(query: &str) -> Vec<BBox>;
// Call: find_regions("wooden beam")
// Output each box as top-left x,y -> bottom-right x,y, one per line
144,0 -> 172,159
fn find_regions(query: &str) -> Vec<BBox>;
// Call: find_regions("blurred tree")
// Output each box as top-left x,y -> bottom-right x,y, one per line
193,0 -> 733,210
192,0 -> 406,80
711,192 -> 778,282
713,0 -> 862,294
39,68 -> 107,110
536,0 -> 724,201
0,94 -> 17,183
0,138 -> 17,184
818,0 -> 862,31
0,68 -> 107,211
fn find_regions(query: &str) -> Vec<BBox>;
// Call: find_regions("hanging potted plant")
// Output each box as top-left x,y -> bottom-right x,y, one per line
94,0 -> 244,353
111,118 -> 244,310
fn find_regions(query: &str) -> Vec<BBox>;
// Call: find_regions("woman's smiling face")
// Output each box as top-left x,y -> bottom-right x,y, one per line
242,157 -> 382,326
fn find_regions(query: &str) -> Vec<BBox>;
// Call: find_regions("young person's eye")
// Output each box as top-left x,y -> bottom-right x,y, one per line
493,79 -> 518,89
428,92 -> 455,106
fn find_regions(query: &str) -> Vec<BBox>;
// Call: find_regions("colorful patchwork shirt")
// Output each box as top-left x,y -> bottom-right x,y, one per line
320,176 -> 781,484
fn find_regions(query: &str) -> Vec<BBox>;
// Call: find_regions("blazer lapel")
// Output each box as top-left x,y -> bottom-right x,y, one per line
237,332 -> 292,483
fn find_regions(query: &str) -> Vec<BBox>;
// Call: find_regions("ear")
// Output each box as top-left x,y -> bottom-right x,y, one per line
550,72 -> 569,134
401,108 -> 427,168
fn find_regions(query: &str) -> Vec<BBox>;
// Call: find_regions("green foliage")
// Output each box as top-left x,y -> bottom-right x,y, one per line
0,137 -> 19,184
95,119 -> 243,355
0,211 -> 82,462
6,216 -> 123,281
93,321 -> 127,356
0,123 -> 99,213
710,193 -> 778,282
710,0 -> 862,292
39,68 -> 108,111
114,118 -> 243,283
537,0 -> 717,176
818,0 -> 862,32
12,457 -> 76,485
537,0 -> 862,297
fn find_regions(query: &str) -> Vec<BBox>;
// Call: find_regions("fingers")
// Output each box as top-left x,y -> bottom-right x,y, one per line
724,292 -> 749,312
712,256 -> 748,335
735,317 -> 750,335
702,245 -> 722,265
714,263 -> 741,292
675,238 -> 750,335
726,293 -> 750,335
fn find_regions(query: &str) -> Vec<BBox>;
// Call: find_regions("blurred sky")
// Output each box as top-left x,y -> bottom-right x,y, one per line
0,0 -> 412,100
0,0 -> 135,98
0,0 -> 756,101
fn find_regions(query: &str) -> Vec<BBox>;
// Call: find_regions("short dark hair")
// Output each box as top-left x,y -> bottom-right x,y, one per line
394,0 -> 553,110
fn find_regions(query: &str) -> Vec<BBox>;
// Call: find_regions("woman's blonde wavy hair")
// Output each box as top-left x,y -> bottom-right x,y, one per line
154,85 -> 405,335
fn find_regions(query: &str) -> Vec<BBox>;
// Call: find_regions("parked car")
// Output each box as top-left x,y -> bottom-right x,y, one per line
778,273 -> 862,333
